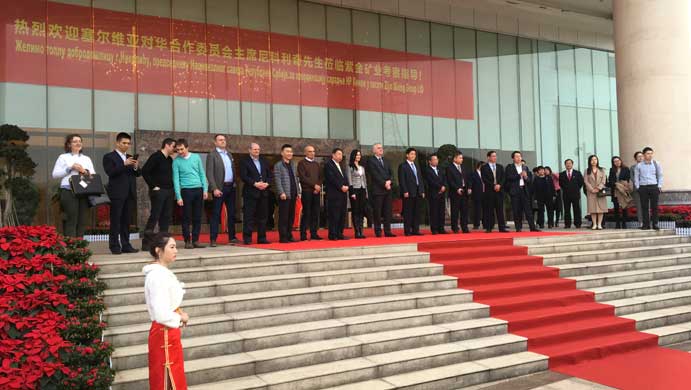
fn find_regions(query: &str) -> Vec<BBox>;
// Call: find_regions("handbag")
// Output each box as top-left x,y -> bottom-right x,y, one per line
87,193 -> 111,207
69,173 -> 105,196
597,187 -> 611,197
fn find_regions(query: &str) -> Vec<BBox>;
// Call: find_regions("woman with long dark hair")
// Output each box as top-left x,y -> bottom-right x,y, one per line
51,134 -> 96,237
143,232 -> 189,389
608,156 -> 632,229
585,155 -> 608,229
346,149 -> 368,239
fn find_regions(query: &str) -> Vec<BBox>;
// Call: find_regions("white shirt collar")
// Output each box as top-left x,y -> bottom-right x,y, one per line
216,147 -> 227,154
116,149 -> 127,159
305,157 -> 314,162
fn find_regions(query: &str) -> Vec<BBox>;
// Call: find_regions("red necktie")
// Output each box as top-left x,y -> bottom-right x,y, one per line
568,171 -> 572,180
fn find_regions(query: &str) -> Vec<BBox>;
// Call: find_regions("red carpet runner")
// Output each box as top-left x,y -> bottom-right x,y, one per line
419,238 -> 691,390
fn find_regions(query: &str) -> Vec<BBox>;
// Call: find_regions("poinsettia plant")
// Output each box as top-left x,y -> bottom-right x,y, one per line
0,225 -> 114,389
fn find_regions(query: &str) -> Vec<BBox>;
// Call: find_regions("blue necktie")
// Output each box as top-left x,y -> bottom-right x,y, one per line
411,163 -> 418,185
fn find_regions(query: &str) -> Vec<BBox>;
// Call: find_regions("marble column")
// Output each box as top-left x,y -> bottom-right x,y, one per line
613,0 -> 691,203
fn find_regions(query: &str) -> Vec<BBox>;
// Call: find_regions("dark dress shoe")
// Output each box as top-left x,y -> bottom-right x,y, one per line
257,239 -> 271,244
375,232 -> 382,238
515,229 -> 522,233
485,229 -> 492,233
385,233 -> 397,237
356,235 -> 366,239
122,247 -> 139,253
412,232 -> 423,236
462,229 -> 470,234
243,240 -> 252,245
653,225 -> 660,231
328,237 -> 338,241
530,228 -> 542,232
311,235 -> 323,240
452,229 -> 460,234
210,241 -> 217,247
287,237 -> 298,242
438,230 -> 448,234
300,236 -> 308,241
229,238 -> 240,245
499,229 -> 510,233
279,239 -> 290,243
338,236 -> 349,240
192,242 -> 207,248
184,242 -> 194,249
110,249 -> 122,255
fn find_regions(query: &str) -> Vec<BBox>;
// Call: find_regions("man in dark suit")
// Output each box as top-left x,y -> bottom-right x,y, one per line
206,134 -> 238,247
324,148 -> 350,240
533,166 -> 556,228
446,150 -> 471,234
481,150 -> 509,233
366,143 -> 396,237
398,148 -> 425,236
505,151 -> 539,232
470,161 -> 485,230
422,154 -> 447,234
240,142 -> 272,244
103,132 -> 140,254
559,158 -> 584,228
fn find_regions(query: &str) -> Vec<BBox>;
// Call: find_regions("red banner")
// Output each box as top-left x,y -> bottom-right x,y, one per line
2,0 -> 474,120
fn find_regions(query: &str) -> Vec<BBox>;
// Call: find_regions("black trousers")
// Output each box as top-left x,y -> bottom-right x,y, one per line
327,194 -> 347,238
59,189 -> 89,238
278,197 -> 297,241
300,190 -> 321,238
472,194 -> 483,229
428,194 -> 446,233
639,185 -> 660,228
143,188 -> 174,248
612,197 -> 629,227
109,195 -> 134,251
210,184 -> 237,241
402,195 -> 422,235
536,198 -> 555,227
350,188 -> 367,231
243,195 -> 268,242
371,192 -> 393,235
181,188 -> 203,243
483,191 -> 506,231
554,190 -> 563,223
450,193 -> 469,232
563,195 -> 582,228
510,188 -> 536,231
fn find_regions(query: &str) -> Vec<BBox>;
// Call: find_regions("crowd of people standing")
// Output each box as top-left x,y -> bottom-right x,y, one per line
52,133 -> 665,254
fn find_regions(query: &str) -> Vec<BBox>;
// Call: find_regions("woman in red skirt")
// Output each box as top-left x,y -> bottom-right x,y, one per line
144,232 -> 189,389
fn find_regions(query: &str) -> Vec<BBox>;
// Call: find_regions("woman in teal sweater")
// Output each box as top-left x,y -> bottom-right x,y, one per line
173,139 -> 208,249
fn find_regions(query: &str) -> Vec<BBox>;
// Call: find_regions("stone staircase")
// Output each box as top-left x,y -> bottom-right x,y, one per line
516,229 -> 691,347
95,228 -> 691,389
97,244 -> 545,390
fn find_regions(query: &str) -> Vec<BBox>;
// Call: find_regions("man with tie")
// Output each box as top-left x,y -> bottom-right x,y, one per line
446,150 -> 471,233
398,148 -> 425,236
481,151 -> 509,233
324,148 -> 350,240
240,143 -> 272,244
470,161 -> 485,230
505,151 -> 540,232
366,143 -> 396,237
422,154 -> 447,234
559,158 -> 584,228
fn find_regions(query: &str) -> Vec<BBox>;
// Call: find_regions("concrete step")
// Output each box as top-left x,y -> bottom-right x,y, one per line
325,352 -> 547,390
105,289 -> 473,347
527,235 -> 690,256
541,243 -> 691,266
643,321 -> 691,346
514,229 -> 673,246
104,262 -> 441,306
621,305 -> 691,331
607,290 -> 691,316
100,251 -> 431,289
587,275 -> 691,301
557,253 -> 691,278
111,302 -> 491,370
95,244 -> 418,274
112,317 -> 511,390
571,264 -> 691,289
104,275 -> 459,327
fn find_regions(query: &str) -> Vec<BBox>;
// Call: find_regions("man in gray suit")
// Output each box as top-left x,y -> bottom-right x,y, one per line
274,144 -> 302,243
206,134 -> 239,247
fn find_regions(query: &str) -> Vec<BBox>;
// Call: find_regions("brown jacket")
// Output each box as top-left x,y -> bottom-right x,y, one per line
297,158 -> 323,190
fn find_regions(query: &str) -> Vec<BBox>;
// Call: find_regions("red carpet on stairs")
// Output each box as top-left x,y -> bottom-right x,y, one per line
419,238 -> 691,390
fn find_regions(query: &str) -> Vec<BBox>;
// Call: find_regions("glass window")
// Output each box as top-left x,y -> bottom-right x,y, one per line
206,0 -> 238,26
273,104 -> 301,137
299,2 -> 325,39
577,107 -> 595,169
302,106 -> 328,139
329,108 -> 355,139
477,32 -> 500,150
380,15 -> 405,52
326,6 -> 351,44
518,38 -> 536,152
352,10 -> 379,47
498,34 -> 520,151
271,0 -> 298,35
239,0 -> 269,31
537,40 -> 559,168
454,27 -> 478,148
383,113 -> 408,146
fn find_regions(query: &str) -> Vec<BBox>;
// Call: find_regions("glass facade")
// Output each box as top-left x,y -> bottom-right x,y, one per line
0,0 -> 619,226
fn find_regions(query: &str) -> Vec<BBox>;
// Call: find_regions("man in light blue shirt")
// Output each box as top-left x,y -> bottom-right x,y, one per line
206,134 -> 239,246
633,147 -> 663,230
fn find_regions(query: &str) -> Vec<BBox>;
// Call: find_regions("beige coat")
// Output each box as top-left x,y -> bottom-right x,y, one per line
585,168 -> 608,213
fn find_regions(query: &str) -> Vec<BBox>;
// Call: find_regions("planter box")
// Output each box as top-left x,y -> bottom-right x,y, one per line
84,233 -> 140,242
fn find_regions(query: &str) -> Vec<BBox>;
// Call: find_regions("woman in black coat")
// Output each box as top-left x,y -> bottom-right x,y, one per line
608,156 -> 632,229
